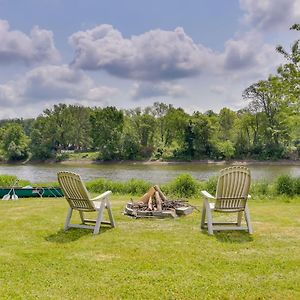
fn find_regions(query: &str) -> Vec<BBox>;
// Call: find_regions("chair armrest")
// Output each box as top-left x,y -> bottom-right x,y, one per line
91,190 -> 112,201
201,190 -> 215,199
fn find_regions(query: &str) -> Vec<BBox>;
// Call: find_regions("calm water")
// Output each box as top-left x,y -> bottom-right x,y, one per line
0,162 -> 300,184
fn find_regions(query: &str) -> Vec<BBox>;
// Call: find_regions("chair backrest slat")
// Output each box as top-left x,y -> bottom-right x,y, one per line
57,171 -> 95,211
215,166 -> 251,211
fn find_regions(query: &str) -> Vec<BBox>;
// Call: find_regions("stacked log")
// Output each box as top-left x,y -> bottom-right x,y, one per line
124,185 -> 193,218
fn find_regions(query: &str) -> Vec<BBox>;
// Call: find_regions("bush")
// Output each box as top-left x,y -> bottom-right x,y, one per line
86,178 -> 151,195
215,141 -> 235,160
0,175 -> 30,187
164,173 -> 199,198
293,177 -> 300,195
204,175 -> 218,195
251,181 -> 270,196
86,178 -> 115,193
124,179 -> 151,195
275,175 -> 294,196
55,152 -> 70,162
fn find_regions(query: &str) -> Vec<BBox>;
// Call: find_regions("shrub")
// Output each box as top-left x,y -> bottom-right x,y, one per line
0,175 -> 18,186
0,175 -> 30,187
251,181 -> 270,196
86,178 -> 113,193
204,175 -> 218,195
275,175 -> 294,196
215,141 -> 235,160
293,177 -> 300,195
124,179 -> 151,195
55,152 -> 70,162
165,173 -> 199,198
86,178 -> 151,195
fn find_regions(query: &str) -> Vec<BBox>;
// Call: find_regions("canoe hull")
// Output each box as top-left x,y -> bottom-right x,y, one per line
0,187 -> 64,198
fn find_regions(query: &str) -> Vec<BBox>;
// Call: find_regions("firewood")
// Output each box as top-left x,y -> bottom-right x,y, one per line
155,191 -> 162,211
148,196 -> 153,210
139,187 -> 156,204
154,185 -> 167,201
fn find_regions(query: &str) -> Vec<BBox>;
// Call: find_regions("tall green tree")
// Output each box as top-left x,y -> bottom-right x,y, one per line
218,107 -> 237,141
0,123 -> 30,160
192,112 -> 215,158
243,76 -> 291,157
90,107 -> 124,160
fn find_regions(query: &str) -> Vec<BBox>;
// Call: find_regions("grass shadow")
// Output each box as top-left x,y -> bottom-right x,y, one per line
45,226 -> 113,244
214,231 -> 254,243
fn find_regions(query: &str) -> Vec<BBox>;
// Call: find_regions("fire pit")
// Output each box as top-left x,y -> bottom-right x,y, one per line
124,185 -> 194,218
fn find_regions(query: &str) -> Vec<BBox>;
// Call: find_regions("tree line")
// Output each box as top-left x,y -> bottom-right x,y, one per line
0,25 -> 299,162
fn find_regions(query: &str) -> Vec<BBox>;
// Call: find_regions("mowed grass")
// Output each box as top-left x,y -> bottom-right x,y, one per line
0,196 -> 299,300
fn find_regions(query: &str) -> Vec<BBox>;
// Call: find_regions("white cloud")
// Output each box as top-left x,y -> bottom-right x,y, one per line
221,30 -> 282,77
69,24 -> 216,81
69,23 -> 284,86
0,19 -> 60,65
240,0 -> 300,30
130,81 -> 187,100
209,85 -> 226,95
0,65 -> 118,113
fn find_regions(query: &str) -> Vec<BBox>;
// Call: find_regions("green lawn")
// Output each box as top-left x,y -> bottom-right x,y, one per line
0,196 -> 299,299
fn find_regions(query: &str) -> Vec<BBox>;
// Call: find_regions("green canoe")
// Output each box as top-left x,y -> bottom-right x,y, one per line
0,187 -> 64,198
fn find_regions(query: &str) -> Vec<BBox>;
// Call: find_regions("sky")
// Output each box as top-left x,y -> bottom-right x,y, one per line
0,0 -> 299,119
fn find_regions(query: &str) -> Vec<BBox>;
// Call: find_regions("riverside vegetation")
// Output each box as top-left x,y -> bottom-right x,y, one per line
1,173 -> 300,199
0,173 -> 299,299
0,25 -> 300,163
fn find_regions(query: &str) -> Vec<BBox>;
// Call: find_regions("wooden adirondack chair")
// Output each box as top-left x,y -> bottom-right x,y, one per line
57,171 -> 115,234
200,166 -> 253,235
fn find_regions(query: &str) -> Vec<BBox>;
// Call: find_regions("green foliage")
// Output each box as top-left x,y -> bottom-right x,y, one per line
120,132 -> 140,160
251,181 -> 271,196
294,177 -> 300,194
215,140 -> 235,160
0,123 -> 30,160
276,175 -> 295,196
55,152 -> 70,162
90,107 -> 124,160
204,175 -> 218,195
86,178 -> 151,195
192,113 -> 215,158
30,128 -> 54,160
0,175 -> 30,187
219,107 -> 236,140
274,175 -> 300,196
0,175 -> 19,186
164,173 -> 199,198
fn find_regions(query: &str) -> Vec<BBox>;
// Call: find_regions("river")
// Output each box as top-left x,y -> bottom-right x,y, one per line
0,162 -> 300,184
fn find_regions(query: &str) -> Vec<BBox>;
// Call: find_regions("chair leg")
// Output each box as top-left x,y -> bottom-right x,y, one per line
200,201 -> 206,229
237,211 -> 243,226
79,211 -> 85,224
93,201 -> 105,234
244,205 -> 253,234
106,199 -> 116,227
64,207 -> 73,231
205,200 -> 214,235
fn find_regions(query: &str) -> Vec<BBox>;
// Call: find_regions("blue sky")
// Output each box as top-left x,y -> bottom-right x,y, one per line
0,0 -> 299,118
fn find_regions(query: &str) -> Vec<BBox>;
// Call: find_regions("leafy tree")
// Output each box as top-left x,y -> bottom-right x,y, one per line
66,105 -> 92,150
192,112 -> 215,158
218,107 -> 237,141
215,140 -> 235,160
0,123 -> 30,160
90,107 -> 124,160
164,107 -> 188,147
243,76 -> 291,158
125,108 -> 156,158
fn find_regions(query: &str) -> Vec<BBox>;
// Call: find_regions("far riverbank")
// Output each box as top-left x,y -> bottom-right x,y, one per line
58,158 -> 300,166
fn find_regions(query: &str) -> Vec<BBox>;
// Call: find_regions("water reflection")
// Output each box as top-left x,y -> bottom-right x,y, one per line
0,162 -> 299,184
